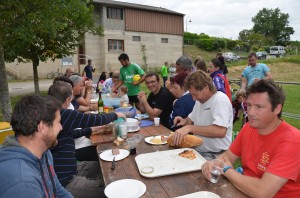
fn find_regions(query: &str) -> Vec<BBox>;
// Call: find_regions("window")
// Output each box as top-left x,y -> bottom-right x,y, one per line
161,38 -> 168,43
132,36 -> 141,42
107,7 -> 123,20
108,39 -> 124,51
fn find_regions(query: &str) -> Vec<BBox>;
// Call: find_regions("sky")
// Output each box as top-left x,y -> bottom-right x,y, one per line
118,0 -> 300,41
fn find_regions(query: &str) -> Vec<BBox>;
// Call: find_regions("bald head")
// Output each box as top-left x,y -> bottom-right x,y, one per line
65,67 -> 75,78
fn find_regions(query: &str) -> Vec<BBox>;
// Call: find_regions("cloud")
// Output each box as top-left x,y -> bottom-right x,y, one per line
117,0 -> 300,41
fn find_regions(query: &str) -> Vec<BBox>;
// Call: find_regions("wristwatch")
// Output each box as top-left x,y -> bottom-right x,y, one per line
223,165 -> 233,173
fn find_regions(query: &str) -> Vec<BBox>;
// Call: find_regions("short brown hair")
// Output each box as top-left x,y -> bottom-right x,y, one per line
247,79 -> 285,118
120,85 -> 128,94
185,70 -> 216,93
145,72 -> 160,82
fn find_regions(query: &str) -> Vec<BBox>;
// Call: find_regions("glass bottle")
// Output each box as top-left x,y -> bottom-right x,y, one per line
98,93 -> 104,114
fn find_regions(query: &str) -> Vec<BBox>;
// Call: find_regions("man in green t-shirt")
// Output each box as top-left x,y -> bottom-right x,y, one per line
161,61 -> 169,87
112,53 -> 145,109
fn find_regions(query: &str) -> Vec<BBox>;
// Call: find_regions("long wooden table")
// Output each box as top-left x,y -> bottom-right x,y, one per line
91,124 -> 248,198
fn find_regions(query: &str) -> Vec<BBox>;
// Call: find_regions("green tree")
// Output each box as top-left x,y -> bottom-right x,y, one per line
252,8 -> 294,46
238,29 -> 253,43
0,0 -> 103,121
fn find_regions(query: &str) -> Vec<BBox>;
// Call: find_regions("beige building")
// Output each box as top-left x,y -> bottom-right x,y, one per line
6,0 -> 184,79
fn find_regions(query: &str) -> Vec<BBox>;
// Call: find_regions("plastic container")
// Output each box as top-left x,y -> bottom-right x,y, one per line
115,107 -> 137,118
102,97 -> 121,109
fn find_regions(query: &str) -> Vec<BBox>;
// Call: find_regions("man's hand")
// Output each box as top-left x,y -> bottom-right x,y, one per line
173,116 -> 186,127
91,125 -> 106,134
115,112 -> 126,121
137,91 -> 147,103
132,82 -> 139,85
173,125 -> 190,146
201,161 -> 213,181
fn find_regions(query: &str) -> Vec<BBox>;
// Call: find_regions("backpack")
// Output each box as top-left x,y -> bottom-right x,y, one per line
216,74 -> 232,103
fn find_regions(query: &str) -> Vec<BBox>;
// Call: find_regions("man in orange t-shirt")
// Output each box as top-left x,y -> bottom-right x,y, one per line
201,79 -> 300,197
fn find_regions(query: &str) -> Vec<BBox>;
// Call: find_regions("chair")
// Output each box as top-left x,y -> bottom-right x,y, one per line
0,122 -> 14,144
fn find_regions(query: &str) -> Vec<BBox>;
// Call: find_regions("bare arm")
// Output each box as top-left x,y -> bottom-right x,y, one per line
241,76 -> 247,90
173,123 -> 227,146
202,150 -> 288,197
137,91 -> 161,118
112,80 -> 124,93
265,71 -> 272,80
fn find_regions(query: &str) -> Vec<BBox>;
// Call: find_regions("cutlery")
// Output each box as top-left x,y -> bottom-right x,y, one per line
111,156 -> 116,170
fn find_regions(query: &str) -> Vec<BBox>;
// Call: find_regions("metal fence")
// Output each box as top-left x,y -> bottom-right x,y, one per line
229,79 -> 300,120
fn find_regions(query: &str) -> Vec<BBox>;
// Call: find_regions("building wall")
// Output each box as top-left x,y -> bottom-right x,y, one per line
6,2 -> 183,79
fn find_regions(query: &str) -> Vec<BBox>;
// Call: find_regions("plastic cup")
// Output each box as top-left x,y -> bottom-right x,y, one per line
127,138 -> 138,155
154,117 -> 160,126
119,124 -> 128,139
210,159 -> 225,183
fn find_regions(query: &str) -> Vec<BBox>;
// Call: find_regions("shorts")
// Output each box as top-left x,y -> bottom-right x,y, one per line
128,95 -> 139,104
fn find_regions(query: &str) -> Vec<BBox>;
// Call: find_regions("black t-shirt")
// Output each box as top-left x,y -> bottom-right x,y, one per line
147,87 -> 175,129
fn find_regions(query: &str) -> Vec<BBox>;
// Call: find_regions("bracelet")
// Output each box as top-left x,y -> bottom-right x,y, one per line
223,165 -> 233,173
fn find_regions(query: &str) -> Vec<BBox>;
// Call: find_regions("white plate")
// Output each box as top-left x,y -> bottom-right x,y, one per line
135,148 -> 206,178
104,179 -> 146,198
99,149 -> 129,161
127,126 -> 140,133
175,191 -> 220,198
145,135 -> 168,145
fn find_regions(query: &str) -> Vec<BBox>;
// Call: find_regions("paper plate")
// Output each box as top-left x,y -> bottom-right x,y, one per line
128,126 -> 140,133
99,149 -> 129,161
104,179 -> 146,198
139,120 -> 154,127
144,136 -> 168,145
175,191 -> 220,198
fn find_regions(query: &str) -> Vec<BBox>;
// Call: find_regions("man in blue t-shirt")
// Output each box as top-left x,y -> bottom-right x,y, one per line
241,52 -> 272,90
82,59 -> 95,80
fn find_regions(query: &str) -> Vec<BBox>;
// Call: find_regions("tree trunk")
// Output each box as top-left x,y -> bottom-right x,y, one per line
32,57 -> 40,93
0,42 -> 12,122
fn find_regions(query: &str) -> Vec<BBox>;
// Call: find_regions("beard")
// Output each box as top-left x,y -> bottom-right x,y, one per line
43,134 -> 58,149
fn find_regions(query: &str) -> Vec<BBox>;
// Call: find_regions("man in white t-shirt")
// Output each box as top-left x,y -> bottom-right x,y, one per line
172,70 -> 233,160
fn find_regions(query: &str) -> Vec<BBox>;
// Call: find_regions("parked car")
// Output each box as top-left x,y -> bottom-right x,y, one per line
223,52 -> 240,62
256,51 -> 268,59
269,46 -> 285,57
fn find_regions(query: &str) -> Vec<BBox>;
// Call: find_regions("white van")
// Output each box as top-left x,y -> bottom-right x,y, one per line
269,46 -> 285,56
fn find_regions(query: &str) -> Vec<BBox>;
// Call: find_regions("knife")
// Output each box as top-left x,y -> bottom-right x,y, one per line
111,156 -> 116,170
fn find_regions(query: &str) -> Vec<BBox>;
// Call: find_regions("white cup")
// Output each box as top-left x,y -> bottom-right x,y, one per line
119,124 -> 128,139
210,159 -> 225,183
154,117 -> 160,126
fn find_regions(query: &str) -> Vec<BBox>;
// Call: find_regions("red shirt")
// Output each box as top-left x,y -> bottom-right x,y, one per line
230,121 -> 300,197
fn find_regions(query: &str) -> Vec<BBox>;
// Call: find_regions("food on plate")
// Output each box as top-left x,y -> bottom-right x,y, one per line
112,148 -> 120,155
167,133 -> 203,148
179,150 -> 196,160
149,136 -> 168,144
114,136 -> 124,146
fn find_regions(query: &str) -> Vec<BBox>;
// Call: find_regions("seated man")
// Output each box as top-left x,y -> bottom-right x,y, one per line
137,72 -> 175,129
48,81 -> 126,190
0,95 -> 72,197
201,79 -> 300,197
172,71 -> 233,160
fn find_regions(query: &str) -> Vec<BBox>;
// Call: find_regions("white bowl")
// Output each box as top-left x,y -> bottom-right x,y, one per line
126,118 -> 139,128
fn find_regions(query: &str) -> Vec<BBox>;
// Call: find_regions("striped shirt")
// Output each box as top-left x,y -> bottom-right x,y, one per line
50,109 -> 117,186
